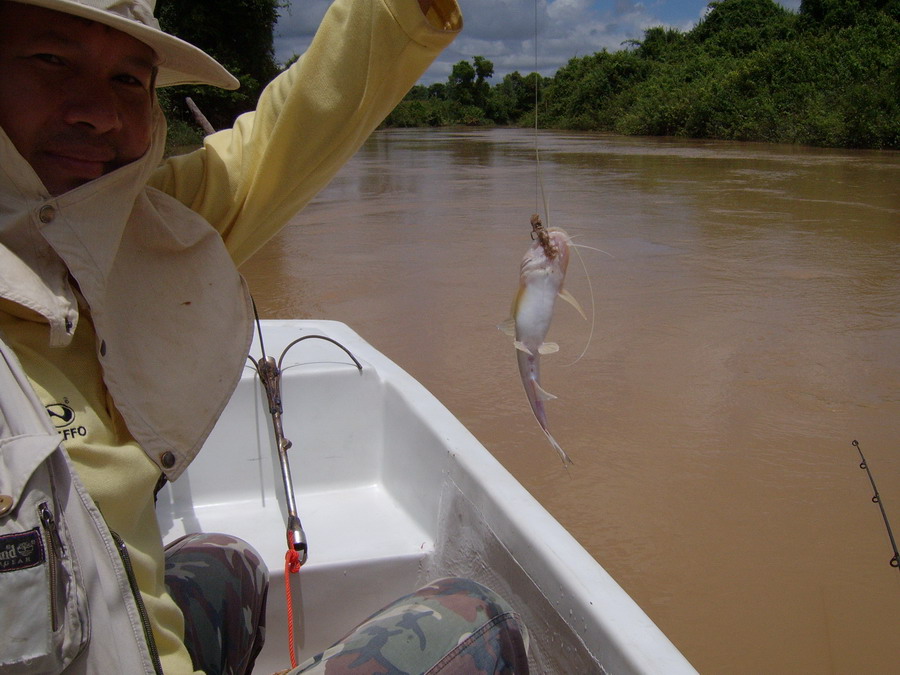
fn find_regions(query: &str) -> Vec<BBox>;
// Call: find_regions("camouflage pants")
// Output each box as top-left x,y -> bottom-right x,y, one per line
164,533 -> 269,675
289,577 -> 530,675
165,535 -> 529,675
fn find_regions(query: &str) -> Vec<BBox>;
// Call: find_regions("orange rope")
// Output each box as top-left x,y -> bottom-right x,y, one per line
284,549 -> 302,668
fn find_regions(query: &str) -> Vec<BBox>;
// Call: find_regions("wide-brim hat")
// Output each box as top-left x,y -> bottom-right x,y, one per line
9,0 -> 239,89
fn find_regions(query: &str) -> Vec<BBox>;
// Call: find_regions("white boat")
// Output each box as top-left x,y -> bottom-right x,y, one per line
158,320 -> 696,674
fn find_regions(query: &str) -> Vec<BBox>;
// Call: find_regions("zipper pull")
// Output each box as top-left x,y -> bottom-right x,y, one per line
39,502 -> 65,557
39,502 -> 65,633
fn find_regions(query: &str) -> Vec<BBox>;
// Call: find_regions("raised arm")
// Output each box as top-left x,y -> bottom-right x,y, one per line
150,0 -> 461,266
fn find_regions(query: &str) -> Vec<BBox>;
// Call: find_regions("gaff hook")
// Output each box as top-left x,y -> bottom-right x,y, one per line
254,354 -> 308,563
247,301 -> 362,567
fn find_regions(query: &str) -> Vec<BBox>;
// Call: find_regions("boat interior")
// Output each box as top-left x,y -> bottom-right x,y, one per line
158,320 -> 695,674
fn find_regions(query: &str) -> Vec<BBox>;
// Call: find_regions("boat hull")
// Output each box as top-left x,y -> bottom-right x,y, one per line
158,320 -> 695,673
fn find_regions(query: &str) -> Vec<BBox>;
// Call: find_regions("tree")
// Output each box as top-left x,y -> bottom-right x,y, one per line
472,55 -> 494,108
447,59 -> 477,105
801,0 -> 900,27
691,0 -> 794,54
444,56 -> 495,112
487,71 -> 542,123
156,0 -> 283,131
427,82 -> 447,99
634,26 -> 686,61
385,0 -> 899,148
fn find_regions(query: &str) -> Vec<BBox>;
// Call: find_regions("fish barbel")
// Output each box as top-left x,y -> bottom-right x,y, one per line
499,215 -> 585,465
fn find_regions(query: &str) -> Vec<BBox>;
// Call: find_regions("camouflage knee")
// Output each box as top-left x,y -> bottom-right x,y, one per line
291,577 -> 529,674
165,532 -> 269,675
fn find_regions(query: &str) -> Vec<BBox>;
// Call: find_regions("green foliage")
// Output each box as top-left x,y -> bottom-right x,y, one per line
383,99 -> 453,127
691,0 -> 795,55
164,118 -> 203,156
385,0 -> 899,148
800,0 -> 899,28
446,56 -> 494,108
384,56 -> 498,126
487,71 -> 543,124
156,0 -> 282,131
543,50 -> 652,129
634,26 -> 687,61
447,59 -> 476,106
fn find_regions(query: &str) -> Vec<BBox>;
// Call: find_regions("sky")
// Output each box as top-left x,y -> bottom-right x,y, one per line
273,0 -> 802,85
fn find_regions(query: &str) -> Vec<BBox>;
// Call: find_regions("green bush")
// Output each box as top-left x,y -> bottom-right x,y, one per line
384,0 -> 899,148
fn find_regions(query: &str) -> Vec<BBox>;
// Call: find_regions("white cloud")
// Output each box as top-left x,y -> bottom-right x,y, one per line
439,0 -> 667,82
273,0 -> 801,84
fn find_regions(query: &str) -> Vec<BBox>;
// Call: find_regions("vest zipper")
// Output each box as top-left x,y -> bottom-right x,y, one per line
110,529 -> 164,675
39,502 -> 63,632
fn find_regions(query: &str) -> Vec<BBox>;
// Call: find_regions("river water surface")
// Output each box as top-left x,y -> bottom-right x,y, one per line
240,128 -> 900,673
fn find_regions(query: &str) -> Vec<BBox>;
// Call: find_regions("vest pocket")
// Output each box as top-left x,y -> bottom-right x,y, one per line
0,449 -> 89,673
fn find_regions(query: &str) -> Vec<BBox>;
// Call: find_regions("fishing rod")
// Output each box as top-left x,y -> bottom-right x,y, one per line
852,439 -> 900,573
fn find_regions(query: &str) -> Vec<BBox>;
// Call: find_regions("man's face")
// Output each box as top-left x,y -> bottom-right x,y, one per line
0,2 -> 158,196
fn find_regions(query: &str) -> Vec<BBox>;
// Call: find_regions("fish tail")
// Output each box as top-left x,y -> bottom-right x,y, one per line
543,428 -> 573,466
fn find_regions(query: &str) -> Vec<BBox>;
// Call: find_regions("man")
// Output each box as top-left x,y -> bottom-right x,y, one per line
0,0 -> 529,672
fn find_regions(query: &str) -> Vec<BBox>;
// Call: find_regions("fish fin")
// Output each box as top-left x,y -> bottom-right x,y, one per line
513,341 -> 533,355
558,288 -> 587,320
538,342 -> 559,355
498,317 -> 516,337
543,429 -> 574,465
533,381 -> 557,401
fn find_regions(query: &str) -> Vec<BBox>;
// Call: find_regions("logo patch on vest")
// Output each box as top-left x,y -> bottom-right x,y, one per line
0,528 -> 45,572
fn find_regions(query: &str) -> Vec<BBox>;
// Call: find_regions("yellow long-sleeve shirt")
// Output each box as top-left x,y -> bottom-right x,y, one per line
0,1 -> 460,672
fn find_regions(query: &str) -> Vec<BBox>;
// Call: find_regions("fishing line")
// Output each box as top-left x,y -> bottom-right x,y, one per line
533,0 -> 550,223
530,1 -> 597,367
565,243 -> 596,366
853,440 -> 900,573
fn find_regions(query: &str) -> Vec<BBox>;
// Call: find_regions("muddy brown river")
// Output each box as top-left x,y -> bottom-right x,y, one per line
240,128 -> 900,673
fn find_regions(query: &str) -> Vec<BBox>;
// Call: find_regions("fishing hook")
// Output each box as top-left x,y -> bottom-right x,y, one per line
853,440 -> 900,571
530,213 -> 558,258
246,300 -> 363,566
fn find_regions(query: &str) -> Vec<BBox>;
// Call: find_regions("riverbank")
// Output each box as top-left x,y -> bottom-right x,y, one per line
384,0 -> 900,150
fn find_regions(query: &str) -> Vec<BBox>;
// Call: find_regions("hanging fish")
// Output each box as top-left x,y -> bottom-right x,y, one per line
499,214 -> 585,465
